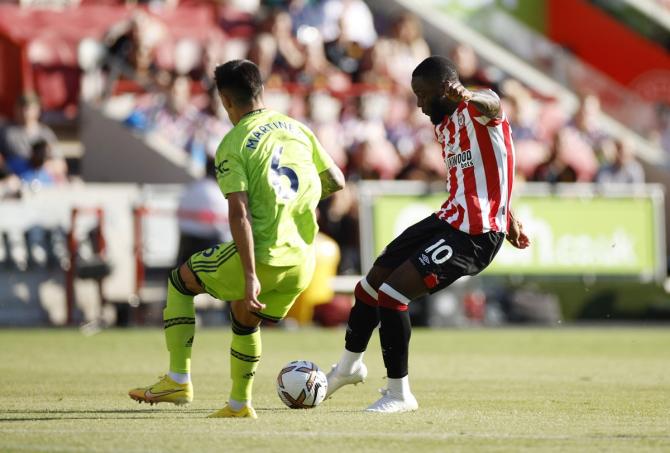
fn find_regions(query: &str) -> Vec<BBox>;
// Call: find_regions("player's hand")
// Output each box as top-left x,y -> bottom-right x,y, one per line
506,219 -> 530,249
445,81 -> 472,103
244,274 -> 265,312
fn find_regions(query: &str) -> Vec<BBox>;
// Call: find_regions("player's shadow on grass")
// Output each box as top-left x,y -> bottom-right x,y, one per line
259,408 -> 362,414
0,417 -> 166,422
0,408 -> 214,421
0,409 -> 212,414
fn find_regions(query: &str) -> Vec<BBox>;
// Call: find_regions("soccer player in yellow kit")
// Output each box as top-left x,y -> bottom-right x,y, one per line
129,60 -> 345,418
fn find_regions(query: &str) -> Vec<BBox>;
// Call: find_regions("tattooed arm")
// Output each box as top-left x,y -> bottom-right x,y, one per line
445,81 -> 501,119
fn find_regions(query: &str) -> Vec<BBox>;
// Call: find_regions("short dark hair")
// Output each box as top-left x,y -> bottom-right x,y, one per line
214,60 -> 263,105
412,56 -> 459,84
18,92 -> 40,107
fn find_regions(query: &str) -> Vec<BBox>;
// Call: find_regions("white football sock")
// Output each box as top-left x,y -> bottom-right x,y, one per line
338,349 -> 364,375
387,376 -> 411,397
228,398 -> 248,411
168,371 -> 191,384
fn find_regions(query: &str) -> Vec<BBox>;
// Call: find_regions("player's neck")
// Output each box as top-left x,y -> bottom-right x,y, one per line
430,99 -> 459,125
232,101 -> 266,125
444,100 -> 460,117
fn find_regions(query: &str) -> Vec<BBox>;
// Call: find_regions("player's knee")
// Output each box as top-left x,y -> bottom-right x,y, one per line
178,263 -> 204,295
355,277 -> 379,307
230,311 -> 259,335
230,300 -> 262,329
168,265 -> 197,296
377,283 -> 410,312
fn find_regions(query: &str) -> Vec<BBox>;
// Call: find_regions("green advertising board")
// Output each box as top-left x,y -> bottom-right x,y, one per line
433,0 -> 546,32
363,184 -> 665,280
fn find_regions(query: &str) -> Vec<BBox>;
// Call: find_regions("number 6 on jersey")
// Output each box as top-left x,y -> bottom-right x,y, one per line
269,145 -> 299,200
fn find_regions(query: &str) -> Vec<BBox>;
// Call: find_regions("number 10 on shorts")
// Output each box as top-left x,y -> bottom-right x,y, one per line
425,239 -> 453,264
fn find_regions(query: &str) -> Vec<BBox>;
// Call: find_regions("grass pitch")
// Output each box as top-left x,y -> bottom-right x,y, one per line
1,327 -> 669,452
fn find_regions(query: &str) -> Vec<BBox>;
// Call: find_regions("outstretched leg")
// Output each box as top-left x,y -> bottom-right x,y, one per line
128,263 -> 203,406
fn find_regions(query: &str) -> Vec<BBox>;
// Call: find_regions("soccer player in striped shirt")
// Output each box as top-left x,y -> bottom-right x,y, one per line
326,56 -> 530,413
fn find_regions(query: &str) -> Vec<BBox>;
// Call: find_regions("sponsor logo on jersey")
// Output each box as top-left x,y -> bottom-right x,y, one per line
216,159 -> 229,175
457,112 -> 465,128
447,150 -> 474,170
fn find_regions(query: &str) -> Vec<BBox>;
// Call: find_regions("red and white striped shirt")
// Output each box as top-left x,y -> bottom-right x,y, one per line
434,98 -> 515,235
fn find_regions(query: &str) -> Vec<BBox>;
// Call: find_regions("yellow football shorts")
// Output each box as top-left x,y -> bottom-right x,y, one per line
186,241 -> 315,322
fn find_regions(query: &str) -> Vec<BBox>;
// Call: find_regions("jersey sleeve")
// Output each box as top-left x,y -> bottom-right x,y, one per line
215,138 -> 248,196
299,123 -> 335,173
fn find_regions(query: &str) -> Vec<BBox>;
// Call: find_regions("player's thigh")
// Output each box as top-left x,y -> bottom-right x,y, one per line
254,288 -> 304,323
254,259 -> 315,323
372,214 -> 440,284
364,265 -> 394,290
187,241 -> 245,301
402,227 -> 503,296
382,260 -> 431,301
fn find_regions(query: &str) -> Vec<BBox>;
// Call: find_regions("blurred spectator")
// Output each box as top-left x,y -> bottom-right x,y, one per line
18,139 -> 57,188
318,184 -> 360,274
153,75 -> 203,149
323,0 -> 377,76
385,13 -> 430,88
530,130 -> 578,183
0,93 -> 67,182
397,141 -> 446,182
303,31 -> 351,92
557,126 -> 599,181
79,38 -> 108,102
501,79 -> 540,142
125,75 -> 206,165
595,138 -> 645,184
176,157 -> 231,264
289,0 -> 342,42
500,79 -> 548,179
337,0 -> 377,49
452,44 -> 500,92
0,156 -> 21,199
566,93 -> 609,160
256,9 -> 306,79
199,89 -> 234,158
248,32 -> 281,80
349,137 -> 401,180
103,11 -> 168,91
306,92 -> 348,168
358,38 -> 395,87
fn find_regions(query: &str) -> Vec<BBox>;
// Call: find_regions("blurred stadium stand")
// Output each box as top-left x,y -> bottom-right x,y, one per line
0,0 -> 669,326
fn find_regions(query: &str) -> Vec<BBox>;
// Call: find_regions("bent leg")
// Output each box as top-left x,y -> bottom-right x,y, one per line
363,260 -> 426,412
326,265 -> 394,398
164,264 -> 202,377
344,265 -> 393,354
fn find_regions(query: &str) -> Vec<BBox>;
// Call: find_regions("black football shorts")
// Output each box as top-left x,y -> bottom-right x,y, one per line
374,214 -> 505,293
